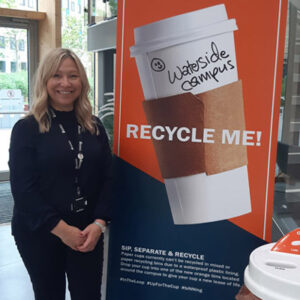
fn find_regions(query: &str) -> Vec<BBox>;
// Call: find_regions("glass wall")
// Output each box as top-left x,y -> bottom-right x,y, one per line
88,0 -> 117,25
62,0 -> 94,107
0,26 -> 28,175
273,0 -> 300,239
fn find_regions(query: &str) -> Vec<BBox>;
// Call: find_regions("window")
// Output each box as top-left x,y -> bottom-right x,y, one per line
0,61 -> 6,72
10,62 -> 16,72
0,36 -> 5,48
10,37 -> 16,50
71,1 -> 75,11
0,0 -> 37,10
20,62 -> 27,70
18,39 -> 25,51
273,1 -> 300,240
0,17 -> 38,178
88,0 -> 118,24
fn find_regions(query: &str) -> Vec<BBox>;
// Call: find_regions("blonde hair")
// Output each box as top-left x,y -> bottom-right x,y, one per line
29,48 -> 97,134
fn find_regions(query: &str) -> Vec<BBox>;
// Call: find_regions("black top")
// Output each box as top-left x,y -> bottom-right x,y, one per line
9,109 -> 112,235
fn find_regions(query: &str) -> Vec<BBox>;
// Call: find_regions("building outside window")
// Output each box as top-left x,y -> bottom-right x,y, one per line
9,37 -> 15,50
91,0 -> 118,23
1,28 -> 27,75
20,62 -> 26,71
10,61 -> 16,72
78,3 -> 81,14
0,36 -> 5,49
18,39 -> 24,51
0,61 -> 6,72
0,0 -> 37,10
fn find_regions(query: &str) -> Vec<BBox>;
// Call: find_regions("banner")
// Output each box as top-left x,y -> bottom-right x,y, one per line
106,0 -> 288,299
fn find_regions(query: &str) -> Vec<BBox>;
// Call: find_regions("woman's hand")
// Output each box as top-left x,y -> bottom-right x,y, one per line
51,220 -> 86,251
77,220 -> 105,252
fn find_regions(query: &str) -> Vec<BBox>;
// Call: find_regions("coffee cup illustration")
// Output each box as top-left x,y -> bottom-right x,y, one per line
130,4 -> 252,224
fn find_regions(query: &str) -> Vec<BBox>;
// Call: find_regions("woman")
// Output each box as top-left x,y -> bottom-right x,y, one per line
9,48 -> 112,300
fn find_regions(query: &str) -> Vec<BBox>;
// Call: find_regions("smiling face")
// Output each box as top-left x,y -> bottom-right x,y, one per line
47,57 -> 82,111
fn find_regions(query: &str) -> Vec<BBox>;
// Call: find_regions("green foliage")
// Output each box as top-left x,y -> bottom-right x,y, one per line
62,14 -> 86,56
0,71 -> 28,97
0,0 -> 16,8
62,11 -> 94,101
109,0 -> 117,17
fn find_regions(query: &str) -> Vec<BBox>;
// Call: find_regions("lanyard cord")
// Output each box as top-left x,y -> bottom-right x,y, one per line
50,108 -> 84,169
50,108 -> 84,196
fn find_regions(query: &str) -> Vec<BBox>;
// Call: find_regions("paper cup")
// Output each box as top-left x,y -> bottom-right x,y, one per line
130,4 -> 251,224
130,4 -> 238,99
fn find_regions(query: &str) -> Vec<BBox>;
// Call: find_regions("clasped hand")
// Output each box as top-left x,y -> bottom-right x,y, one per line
77,223 -> 103,252
52,220 -> 103,252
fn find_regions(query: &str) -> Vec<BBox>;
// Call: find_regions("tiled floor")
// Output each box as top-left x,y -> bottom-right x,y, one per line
0,223 -> 72,300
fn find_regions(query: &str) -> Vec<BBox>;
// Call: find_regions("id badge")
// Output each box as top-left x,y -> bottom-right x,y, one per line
71,196 -> 87,213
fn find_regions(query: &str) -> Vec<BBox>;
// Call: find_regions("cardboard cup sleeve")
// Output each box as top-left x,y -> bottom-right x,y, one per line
143,80 -> 247,178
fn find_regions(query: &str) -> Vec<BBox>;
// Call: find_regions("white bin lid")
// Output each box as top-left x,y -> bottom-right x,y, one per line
244,228 -> 300,300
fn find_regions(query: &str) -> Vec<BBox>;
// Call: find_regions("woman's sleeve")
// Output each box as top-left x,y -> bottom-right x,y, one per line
9,118 -> 61,232
93,119 -> 113,222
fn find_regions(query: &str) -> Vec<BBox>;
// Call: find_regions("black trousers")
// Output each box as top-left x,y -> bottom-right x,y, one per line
14,231 -> 104,300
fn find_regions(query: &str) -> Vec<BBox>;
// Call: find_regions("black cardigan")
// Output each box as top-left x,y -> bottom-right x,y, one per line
9,110 -> 112,235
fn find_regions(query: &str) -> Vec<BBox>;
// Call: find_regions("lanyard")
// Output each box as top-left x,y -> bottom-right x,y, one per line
50,108 -> 84,196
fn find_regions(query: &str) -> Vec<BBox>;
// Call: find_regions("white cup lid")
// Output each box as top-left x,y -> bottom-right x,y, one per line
131,4 -> 237,56
130,19 -> 237,57
134,4 -> 228,45
244,229 -> 300,300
